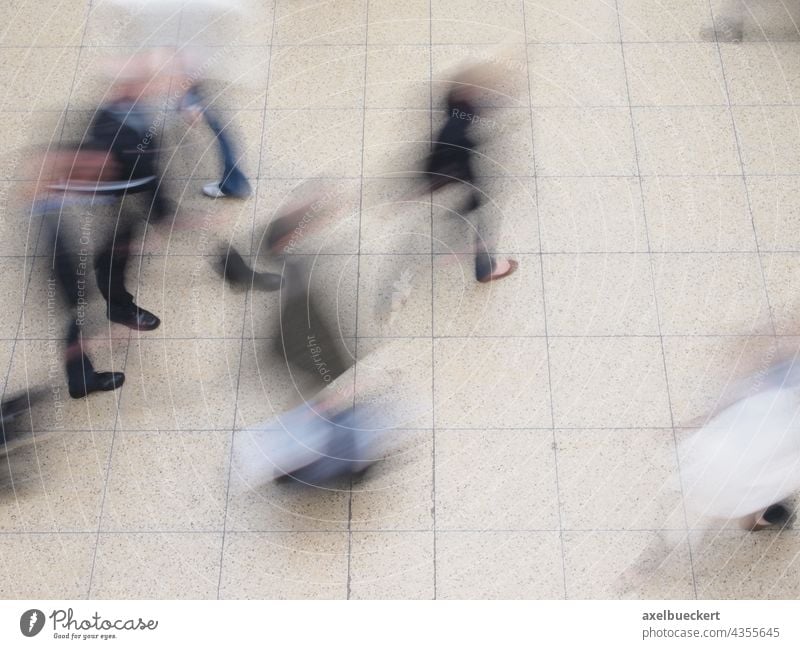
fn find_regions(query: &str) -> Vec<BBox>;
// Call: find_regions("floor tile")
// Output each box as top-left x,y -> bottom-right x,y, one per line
663,335 -> 782,427
633,107 -> 741,175
368,0 -> 430,45
643,176 -> 757,252
0,111 -> 65,181
556,428 -> 684,530
0,1 -> 87,47
436,531 -> 565,598
748,176 -> 800,251
227,428 -> 351,531
523,0 -> 620,44
618,0 -> 713,42
132,255 -> 247,339
101,430 -> 230,532
363,108 -> 429,178
269,46 -> 365,109
549,337 -> 672,428
542,253 -> 659,336
349,532 -> 434,599
528,44 -> 627,107
652,252 -> 771,335
720,43 -> 800,105
434,253 -> 544,337
189,46 -> 272,110
274,0 -> 367,46
219,531 -> 348,598
91,532 -> 222,599
761,253 -> 800,335
366,45 -> 430,109
692,531 -> 800,598
178,0 -> 276,46
357,254 -> 431,337
360,178 -> 432,254
563,531 -> 695,598
254,177 -> 361,254
0,533 -> 95,599
117,338 -> 241,431
83,1 -> 181,47
350,430 -> 433,531
356,338 -> 433,429
538,176 -> 648,253
434,337 -> 552,429
0,181 -> 42,256
533,107 -> 637,176
431,177 -> 539,254
431,0 -> 525,44
0,430 -> 112,533
261,108 -> 364,178
0,47 -> 79,112
734,106 -> 800,175
436,429 -> 559,530
624,43 -> 727,106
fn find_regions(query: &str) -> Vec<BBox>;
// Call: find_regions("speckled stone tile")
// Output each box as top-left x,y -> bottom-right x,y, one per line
748,176 -> 800,252
0,431 -> 112,533
542,253 -> 659,336
556,428 -> 684,531
274,0 -> 367,46
434,337 -> 552,429
618,0 -> 713,42
367,0 -> 430,45
533,107 -> 637,176
538,176 -> 648,253
0,533 -> 95,599
100,430 -> 230,532
436,531 -> 565,599
528,44 -> 627,108
523,0 -> 621,44
720,43 -> 800,105
91,532 -> 222,599
219,531 -> 349,598
662,335 -> 782,427
733,106 -> 800,175
431,0 -> 525,44
652,252 -> 771,335
0,1 -> 88,47
633,107 -> 741,176
349,532 -> 435,599
691,531 -> 800,599
761,253 -> 800,335
366,46 -> 430,109
269,46 -> 365,110
433,254 -> 545,337
359,178 -> 432,254
710,0 -> 800,42
0,47 -> 79,112
548,337 -> 672,429
643,176 -> 757,252
624,43 -> 727,106
436,429 -> 559,531
116,338 -> 241,431
563,531 -> 695,599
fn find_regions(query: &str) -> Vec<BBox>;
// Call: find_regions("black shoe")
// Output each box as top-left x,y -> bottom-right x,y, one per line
69,372 -> 125,399
763,504 -> 790,526
108,304 -> 161,331
216,247 -> 282,292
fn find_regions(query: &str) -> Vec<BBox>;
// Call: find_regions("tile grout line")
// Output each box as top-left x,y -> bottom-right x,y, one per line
346,0 -> 371,601
707,1 -> 778,339
215,0 -> 280,600
615,0 -> 698,600
521,0 -> 567,600
428,0 -> 437,601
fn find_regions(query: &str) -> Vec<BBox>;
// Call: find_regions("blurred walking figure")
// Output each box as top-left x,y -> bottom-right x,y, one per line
108,0 -> 254,199
680,357 -> 800,530
419,60 -> 518,283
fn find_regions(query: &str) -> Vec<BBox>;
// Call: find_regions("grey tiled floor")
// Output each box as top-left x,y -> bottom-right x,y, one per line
1,0 -> 800,599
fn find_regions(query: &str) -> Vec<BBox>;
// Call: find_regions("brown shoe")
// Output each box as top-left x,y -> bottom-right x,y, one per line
478,259 -> 518,283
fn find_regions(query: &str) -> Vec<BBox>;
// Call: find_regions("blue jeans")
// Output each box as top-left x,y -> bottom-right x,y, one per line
185,85 -> 252,197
